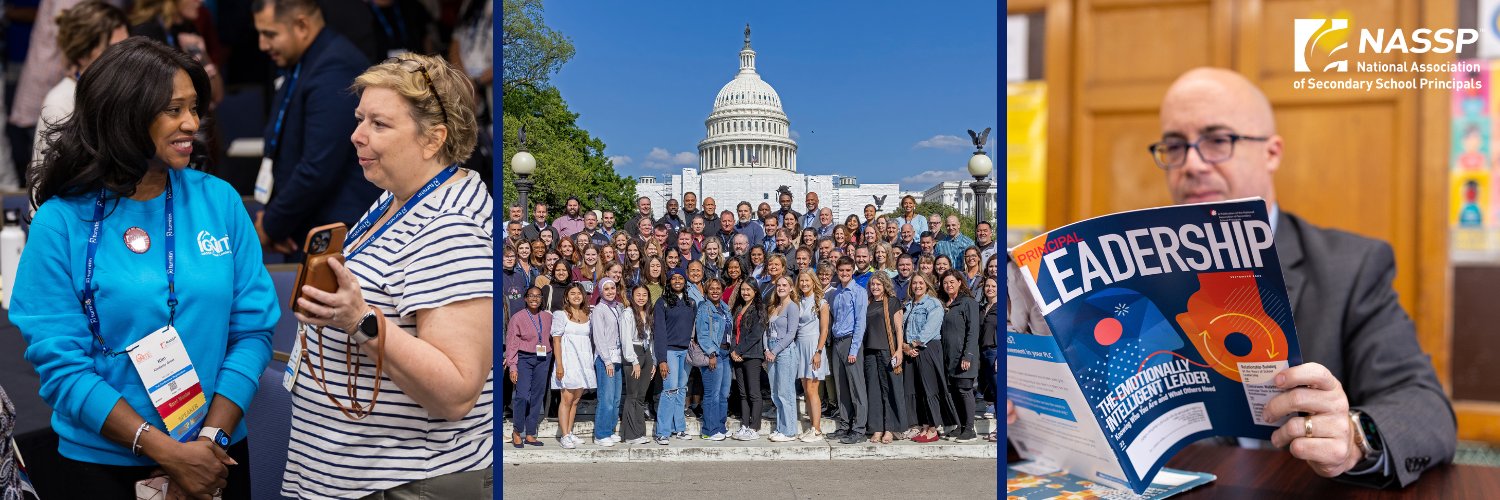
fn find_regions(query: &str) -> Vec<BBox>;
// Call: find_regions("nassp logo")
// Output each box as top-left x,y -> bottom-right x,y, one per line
1294,19 -> 1349,72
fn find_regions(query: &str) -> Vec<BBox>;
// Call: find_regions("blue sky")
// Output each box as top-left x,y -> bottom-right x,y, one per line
543,0 -> 999,187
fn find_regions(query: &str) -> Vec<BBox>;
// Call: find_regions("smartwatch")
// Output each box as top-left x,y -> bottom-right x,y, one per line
200,426 -> 230,450
1348,409 -> 1383,468
349,309 -> 380,344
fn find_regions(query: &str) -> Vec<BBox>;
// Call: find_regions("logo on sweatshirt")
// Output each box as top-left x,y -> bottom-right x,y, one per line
197,230 -> 231,257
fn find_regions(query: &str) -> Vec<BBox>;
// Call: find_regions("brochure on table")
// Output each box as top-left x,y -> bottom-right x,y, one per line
1006,197 -> 1303,494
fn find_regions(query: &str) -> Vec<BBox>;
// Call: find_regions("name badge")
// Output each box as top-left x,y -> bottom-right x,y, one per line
126,326 -> 208,442
253,157 -> 274,204
283,326 -> 305,393
536,343 -> 548,358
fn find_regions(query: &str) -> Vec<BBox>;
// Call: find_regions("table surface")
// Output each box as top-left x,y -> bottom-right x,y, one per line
1159,443 -> 1500,499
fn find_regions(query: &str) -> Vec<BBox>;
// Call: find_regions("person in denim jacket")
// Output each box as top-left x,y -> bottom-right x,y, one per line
695,279 -> 734,441
903,273 -> 956,443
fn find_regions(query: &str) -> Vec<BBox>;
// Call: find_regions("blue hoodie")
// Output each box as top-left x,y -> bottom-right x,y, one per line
12,169 -> 278,465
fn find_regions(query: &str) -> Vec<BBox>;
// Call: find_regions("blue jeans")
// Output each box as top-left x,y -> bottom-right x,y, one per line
594,357 -> 623,439
769,344 -> 801,436
655,349 -> 689,437
980,347 -> 999,405
699,352 -> 733,436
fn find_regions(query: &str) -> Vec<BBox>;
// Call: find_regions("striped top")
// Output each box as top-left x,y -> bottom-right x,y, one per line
282,170 -> 493,499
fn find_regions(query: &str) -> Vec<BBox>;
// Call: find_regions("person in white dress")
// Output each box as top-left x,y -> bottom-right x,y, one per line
551,284 -> 596,449
794,270 -> 831,442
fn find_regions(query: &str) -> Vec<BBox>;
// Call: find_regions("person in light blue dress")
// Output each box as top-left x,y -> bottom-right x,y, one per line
794,270 -> 830,442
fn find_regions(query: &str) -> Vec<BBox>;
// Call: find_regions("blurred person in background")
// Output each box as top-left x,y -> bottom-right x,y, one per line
32,1 -> 128,173
251,0 -> 379,256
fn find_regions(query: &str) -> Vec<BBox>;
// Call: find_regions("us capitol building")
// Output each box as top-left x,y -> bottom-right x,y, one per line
634,26 -> 904,222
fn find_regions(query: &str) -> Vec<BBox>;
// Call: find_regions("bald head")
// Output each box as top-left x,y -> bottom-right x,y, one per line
1158,67 -> 1283,205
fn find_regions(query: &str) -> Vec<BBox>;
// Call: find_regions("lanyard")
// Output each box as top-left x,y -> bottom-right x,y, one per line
83,171 -> 176,356
371,2 -> 408,43
267,63 -> 302,154
345,165 -> 458,258
527,310 -> 543,342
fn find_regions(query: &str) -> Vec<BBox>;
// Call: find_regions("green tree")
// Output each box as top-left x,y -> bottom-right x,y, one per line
501,86 -> 634,216
500,0 -> 634,217
501,0 -> 575,92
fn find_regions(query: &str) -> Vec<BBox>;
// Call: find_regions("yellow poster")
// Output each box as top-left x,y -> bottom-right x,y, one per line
1007,81 -> 1047,246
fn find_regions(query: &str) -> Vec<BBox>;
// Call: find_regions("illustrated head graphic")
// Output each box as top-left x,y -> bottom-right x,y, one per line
1294,18 -> 1349,73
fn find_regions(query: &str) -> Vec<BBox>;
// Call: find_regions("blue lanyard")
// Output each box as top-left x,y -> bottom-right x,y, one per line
267,63 -> 302,154
527,310 -> 543,341
83,171 -> 176,356
345,165 -> 458,258
371,2 -> 408,44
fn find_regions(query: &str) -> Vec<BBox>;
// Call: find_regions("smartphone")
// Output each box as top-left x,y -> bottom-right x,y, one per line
291,223 -> 348,314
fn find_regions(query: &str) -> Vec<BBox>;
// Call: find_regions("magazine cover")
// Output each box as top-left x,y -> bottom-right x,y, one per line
1006,198 -> 1303,493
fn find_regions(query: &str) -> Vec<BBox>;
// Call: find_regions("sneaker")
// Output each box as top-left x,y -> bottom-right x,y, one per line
673,432 -> 694,441
656,435 -> 671,445
769,432 -> 795,442
838,434 -> 863,445
629,436 -> 652,445
955,429 -> 979,443
705,432 -> 726,441
798,431 -> 824,442
983,404 -> 996,419
560,434 -> 577,449
595,436 -> 616,447
732,428 -> 754,441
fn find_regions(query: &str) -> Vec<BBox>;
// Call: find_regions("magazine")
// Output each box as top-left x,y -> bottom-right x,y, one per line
1007,460 -> 1216,500
1005,198 -> 1303,494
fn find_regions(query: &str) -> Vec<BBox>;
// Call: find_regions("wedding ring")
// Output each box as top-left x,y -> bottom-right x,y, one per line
1304,416 -> 1314,438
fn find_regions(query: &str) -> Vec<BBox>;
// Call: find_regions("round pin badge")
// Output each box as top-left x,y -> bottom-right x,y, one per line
124,227 -> 151,254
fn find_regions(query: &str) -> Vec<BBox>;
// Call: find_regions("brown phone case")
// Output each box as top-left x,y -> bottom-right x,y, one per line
291,222 -> 348,314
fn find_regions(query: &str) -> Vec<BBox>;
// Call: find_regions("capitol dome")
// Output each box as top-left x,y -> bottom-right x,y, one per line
698,25 -> 798,173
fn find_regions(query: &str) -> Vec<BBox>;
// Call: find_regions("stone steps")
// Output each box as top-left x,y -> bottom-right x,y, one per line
502,412 -> 999,439
500,435 -> 998,464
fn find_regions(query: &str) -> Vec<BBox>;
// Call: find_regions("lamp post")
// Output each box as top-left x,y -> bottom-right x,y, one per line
966,128 -> 994,224
511,123 -> 537,209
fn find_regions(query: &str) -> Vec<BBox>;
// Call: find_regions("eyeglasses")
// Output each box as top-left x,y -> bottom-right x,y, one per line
1147,133 -> 1268,170
383,57 -> 448,126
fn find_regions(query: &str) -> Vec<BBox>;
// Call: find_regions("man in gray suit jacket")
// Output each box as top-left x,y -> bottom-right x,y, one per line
1007,67 -> 1455,488
1153,67 -> 1454,487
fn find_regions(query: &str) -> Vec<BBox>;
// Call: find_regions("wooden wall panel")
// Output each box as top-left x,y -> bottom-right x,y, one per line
1081,112 -> 1176,214
1088,3 -> 1216,84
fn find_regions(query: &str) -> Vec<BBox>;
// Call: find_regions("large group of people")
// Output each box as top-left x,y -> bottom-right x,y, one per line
504,190 -> 1002,447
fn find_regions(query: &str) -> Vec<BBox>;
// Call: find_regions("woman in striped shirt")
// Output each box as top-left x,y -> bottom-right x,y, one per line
283,54 -> 493,498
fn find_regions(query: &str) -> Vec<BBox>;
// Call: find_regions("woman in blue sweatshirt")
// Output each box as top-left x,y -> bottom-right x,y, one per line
653,269 -> 697,444
12,38 -> 276,499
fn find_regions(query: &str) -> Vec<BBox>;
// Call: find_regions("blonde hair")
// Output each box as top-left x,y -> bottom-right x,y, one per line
128,0 -> 183,27
58,1 -> 127,69
352,53 -> 478,166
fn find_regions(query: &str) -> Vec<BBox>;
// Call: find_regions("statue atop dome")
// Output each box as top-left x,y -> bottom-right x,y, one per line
744,24 -> 752,49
